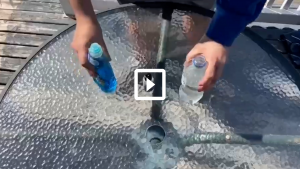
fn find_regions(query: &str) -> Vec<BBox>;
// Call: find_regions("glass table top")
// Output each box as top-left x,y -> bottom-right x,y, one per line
1,6 -> 300,169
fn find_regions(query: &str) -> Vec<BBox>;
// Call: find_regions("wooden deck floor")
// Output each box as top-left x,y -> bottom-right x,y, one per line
0,0 -> 73,93
0,0 -> 299,94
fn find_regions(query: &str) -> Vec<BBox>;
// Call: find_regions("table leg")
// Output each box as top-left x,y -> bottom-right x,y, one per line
151,7 -> 173,120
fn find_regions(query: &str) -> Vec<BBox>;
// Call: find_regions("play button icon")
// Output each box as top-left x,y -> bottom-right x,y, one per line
146,78 -> 155,91
134,69 -> 166,101
145,74 -> 155,92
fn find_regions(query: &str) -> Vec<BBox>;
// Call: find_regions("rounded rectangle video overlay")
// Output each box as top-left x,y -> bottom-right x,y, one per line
134,69 -> 166,100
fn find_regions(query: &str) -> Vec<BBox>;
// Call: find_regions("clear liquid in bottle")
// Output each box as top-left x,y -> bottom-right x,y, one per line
179,55 -> 207,104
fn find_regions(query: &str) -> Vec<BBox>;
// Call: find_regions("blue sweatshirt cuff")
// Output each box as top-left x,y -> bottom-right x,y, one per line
206,5 -> 249,47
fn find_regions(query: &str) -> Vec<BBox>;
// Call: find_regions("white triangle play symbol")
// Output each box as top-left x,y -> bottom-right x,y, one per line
146,78 -> 155,92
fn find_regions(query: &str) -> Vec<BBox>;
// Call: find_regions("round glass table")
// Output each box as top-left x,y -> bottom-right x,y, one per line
1,5 -> 300,169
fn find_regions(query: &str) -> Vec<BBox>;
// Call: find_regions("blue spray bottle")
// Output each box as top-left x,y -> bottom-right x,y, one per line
88,43 -> 117,93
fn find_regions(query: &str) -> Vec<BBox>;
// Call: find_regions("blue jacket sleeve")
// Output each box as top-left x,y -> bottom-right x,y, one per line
206,0 -> 266,47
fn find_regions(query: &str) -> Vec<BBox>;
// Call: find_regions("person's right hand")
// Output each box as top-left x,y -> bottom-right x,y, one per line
71,19 -> 110,77
185,35 -> 228,92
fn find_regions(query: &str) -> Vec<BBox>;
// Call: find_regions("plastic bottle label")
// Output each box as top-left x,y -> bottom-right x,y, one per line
88,54 -> 99,66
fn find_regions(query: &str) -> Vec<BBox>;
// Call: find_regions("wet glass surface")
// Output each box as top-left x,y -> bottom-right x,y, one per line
1,7 -> 300,169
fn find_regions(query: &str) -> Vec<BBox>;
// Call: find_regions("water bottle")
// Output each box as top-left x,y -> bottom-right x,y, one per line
179,55 -> 207,104
88,43 -> 117,93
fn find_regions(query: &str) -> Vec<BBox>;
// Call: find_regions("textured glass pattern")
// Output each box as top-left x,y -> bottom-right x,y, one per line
1,7 -> 300,169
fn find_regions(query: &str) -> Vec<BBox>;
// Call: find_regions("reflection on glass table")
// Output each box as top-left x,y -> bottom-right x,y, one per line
1,7 -> 300,169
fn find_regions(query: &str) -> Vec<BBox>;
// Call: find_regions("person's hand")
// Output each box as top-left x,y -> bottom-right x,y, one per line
71,19 -> 110,77
185,36 -> 228,92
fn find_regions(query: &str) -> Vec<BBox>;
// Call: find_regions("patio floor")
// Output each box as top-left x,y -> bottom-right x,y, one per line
0,0 -> 72,93
0,0 -> 299,94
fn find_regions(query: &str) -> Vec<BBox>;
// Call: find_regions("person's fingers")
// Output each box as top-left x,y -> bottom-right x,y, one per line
186,44 -> 204,60
216,61 -> 225,80
198,60 -> 217,92
77,48 -> 97,77
95,37 -> 111,61
185,44 -> 204,67
99,42 -> 111,61
88,69 -> 97,77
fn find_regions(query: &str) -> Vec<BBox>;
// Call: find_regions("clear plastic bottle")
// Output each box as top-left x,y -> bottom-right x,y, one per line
88,43 -> 117,93
179,55 -> 207,104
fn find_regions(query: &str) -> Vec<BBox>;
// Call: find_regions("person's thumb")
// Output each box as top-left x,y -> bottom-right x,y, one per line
98,41 -> 111,61
198,59 -> 217,91
185,43 -> 204,67
78,48 -> 97,77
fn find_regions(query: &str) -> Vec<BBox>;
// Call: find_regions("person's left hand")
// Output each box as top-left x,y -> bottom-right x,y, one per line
185,36 -> 228,92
